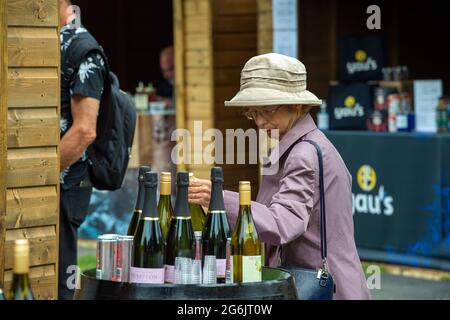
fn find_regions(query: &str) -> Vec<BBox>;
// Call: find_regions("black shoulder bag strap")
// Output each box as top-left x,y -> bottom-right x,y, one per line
282,138 -> 329,277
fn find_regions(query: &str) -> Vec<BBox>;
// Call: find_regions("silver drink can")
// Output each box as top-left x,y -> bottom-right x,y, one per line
96,234 -> 118,281
116,235 -> 134,282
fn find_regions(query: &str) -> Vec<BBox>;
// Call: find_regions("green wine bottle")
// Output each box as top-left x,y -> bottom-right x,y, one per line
165,172 -> 195,283
232,181 -> 262,283
127,165 -> 152,236
7,239 -> 34,300
158,172 -> 174,240
131,171 -> 166,283
202,167 -> 231,283
188,172 -> 206,232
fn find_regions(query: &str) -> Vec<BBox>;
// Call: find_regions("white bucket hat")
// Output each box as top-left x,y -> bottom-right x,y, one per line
225,53 -> 322,107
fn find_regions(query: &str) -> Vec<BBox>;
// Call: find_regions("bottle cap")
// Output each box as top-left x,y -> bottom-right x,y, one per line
176,172 -> 190,187
160,172 -> 172,183
144,172 -> 158,188
138,165 -> 152,182
239,181 -> 251,192
210,167 -> 223,182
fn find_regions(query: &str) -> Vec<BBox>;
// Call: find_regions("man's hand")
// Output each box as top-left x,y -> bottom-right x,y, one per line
60,95 -> 99,171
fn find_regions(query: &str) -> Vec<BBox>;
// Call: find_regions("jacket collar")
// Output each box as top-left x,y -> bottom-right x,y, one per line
264,113 -> 317,167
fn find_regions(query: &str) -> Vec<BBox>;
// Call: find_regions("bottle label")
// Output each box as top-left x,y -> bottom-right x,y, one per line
216,259 -> 226,278
130,267 -> 165,284
242,256 -> 262,283
165,265 -> 175,283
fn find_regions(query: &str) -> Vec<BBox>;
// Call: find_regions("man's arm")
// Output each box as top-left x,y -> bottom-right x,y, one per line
60,95 -> 99,171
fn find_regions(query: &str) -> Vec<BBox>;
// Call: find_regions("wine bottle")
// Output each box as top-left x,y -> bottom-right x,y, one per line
127,165 -> 152,236
131,171 -> 166,284
158,172 -> 174,240
7,239 -> 34,300
232,181 -> 262,283
188,172 -> 207,232
202,167 -> 231,283
165,172 -> 195,284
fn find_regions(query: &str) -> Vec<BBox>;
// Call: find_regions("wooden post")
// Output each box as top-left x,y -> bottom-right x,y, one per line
0,0 -> 7,287
174,0 -> 186,172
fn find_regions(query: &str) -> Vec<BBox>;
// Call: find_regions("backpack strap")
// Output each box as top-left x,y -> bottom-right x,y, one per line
66,31 -> 111,91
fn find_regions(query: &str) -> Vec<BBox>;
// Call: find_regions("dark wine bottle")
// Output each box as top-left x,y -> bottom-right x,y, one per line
130,171 -> 166,284
202,167 -> 231,283
165,172 -> 195,283
127,165 -> 152,236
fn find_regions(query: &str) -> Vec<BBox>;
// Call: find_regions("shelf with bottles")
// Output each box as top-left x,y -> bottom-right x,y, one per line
326,79 -> 449,134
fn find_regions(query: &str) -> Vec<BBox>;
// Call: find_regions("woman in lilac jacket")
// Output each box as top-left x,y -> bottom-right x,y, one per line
188,53 -> 371,299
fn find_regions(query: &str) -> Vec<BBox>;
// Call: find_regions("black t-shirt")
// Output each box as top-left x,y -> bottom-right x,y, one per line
60,24 -> 106,190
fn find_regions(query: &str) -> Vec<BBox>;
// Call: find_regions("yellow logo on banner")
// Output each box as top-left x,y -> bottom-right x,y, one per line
344,96 -> 356,108
357,165 -> 377,192
355,50 -> 367,62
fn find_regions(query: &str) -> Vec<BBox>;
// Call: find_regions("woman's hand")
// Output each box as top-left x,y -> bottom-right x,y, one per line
188,177 -> 211,208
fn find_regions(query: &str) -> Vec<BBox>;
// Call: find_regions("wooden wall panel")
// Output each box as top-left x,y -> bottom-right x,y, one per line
8,67 -> 58,108
7,107 -> 58,148
0,0 -> 8,286
7,27 -> 58,67
6,186 -> 58,230
2,0 -> 60,300
7,0 -> 58,27
4,225 -> 57,270
6,147 -> 58,188
3,264 -> 56,300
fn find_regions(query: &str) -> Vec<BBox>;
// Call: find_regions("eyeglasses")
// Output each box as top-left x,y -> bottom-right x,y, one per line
242,106 -> 283,120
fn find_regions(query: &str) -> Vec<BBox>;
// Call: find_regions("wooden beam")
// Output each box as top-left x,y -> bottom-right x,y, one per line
0,0 -> 8,287
174,0 -> 186,171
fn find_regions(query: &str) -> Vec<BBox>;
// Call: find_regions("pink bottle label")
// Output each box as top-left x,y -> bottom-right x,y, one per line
165,265 -> 175,283
216,259 -> 226,278
130,267 -> 165,284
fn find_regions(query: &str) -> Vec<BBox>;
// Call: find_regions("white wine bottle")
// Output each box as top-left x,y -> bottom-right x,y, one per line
131,171 -> 166,284
7,239 -> 34,300
158,172 -> 174,240
165,172 -> 195,283
231,181 -> 262,283
127,165 -> 152,236
202,167 -> 231,283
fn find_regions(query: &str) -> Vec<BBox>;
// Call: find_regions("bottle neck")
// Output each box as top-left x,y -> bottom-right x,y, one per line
209,181 -> 225,212
239,190 -> 251,206
135,180 -> 145,212
160,181 -> 171,196
174,185 -> 190,217
142,186 -> 158,218
14,253 -> 29,274
158,193 -> 172,207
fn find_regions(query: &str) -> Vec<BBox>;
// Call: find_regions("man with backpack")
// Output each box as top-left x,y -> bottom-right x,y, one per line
58,0 -> 106,299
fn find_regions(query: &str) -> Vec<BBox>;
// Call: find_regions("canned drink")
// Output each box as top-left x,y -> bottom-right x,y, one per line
96,234 -> 118,281
116,235 -> 134,282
